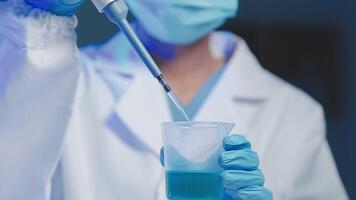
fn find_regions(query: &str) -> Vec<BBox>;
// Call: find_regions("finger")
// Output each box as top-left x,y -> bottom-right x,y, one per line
223,135 -> 251,151
224,186 -> 273,200
59,0 -> 84,5
222,169 -> 264,190
219,149 -> 259,170
55,0 -> 85,12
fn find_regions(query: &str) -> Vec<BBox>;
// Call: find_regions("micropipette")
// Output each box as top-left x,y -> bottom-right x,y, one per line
90,0 -> 190,121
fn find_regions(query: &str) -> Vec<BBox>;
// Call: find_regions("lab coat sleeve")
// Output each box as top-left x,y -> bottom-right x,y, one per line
287,105 -> 348,200
0,0 -> 81,199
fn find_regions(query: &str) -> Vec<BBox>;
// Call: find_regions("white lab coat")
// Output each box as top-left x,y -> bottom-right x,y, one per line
0,1 -> 348,200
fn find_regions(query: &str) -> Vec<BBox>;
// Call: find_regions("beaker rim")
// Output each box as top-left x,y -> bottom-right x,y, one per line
162,121 -> 235,128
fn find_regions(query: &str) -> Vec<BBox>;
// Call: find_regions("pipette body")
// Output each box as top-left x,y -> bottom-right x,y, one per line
90,0 -> 190,121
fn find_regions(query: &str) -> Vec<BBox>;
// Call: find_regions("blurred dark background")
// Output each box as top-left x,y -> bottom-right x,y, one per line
76,0 -> 356,198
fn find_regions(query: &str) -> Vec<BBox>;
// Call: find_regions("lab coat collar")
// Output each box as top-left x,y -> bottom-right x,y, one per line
193,33 -> 275,136
220,33 -> 274,100
98,29 -> 274,99
113,68 -> 170,155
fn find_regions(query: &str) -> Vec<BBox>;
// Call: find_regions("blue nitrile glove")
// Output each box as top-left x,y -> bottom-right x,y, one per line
219,135 -> 273,200
160,134 -> 273,200
24,0 -> 85,16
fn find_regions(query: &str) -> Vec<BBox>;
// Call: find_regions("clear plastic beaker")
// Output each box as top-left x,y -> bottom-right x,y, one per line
162,121 -> 235,200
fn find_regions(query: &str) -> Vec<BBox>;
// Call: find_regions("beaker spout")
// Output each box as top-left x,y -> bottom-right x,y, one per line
224,123 -> 235,133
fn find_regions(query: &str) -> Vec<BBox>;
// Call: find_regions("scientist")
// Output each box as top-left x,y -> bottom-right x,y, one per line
0,0 -> 348,200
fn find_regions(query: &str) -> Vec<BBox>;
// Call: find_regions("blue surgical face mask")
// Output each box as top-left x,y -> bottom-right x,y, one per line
127,0 -> 239,45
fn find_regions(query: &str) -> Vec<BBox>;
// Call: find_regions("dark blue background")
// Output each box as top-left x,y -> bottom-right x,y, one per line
75,0 -> 356,198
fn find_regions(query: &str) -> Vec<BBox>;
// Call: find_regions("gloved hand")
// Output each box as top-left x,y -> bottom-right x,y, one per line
24,0 -> 86,16
160,134 -> 273,200
219,135 -> 272,200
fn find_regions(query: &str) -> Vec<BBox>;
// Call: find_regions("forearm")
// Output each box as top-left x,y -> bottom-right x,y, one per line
0,1 -> 81,199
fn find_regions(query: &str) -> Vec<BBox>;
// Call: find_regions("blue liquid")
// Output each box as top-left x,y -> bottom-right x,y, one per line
166,170 -> 223,200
